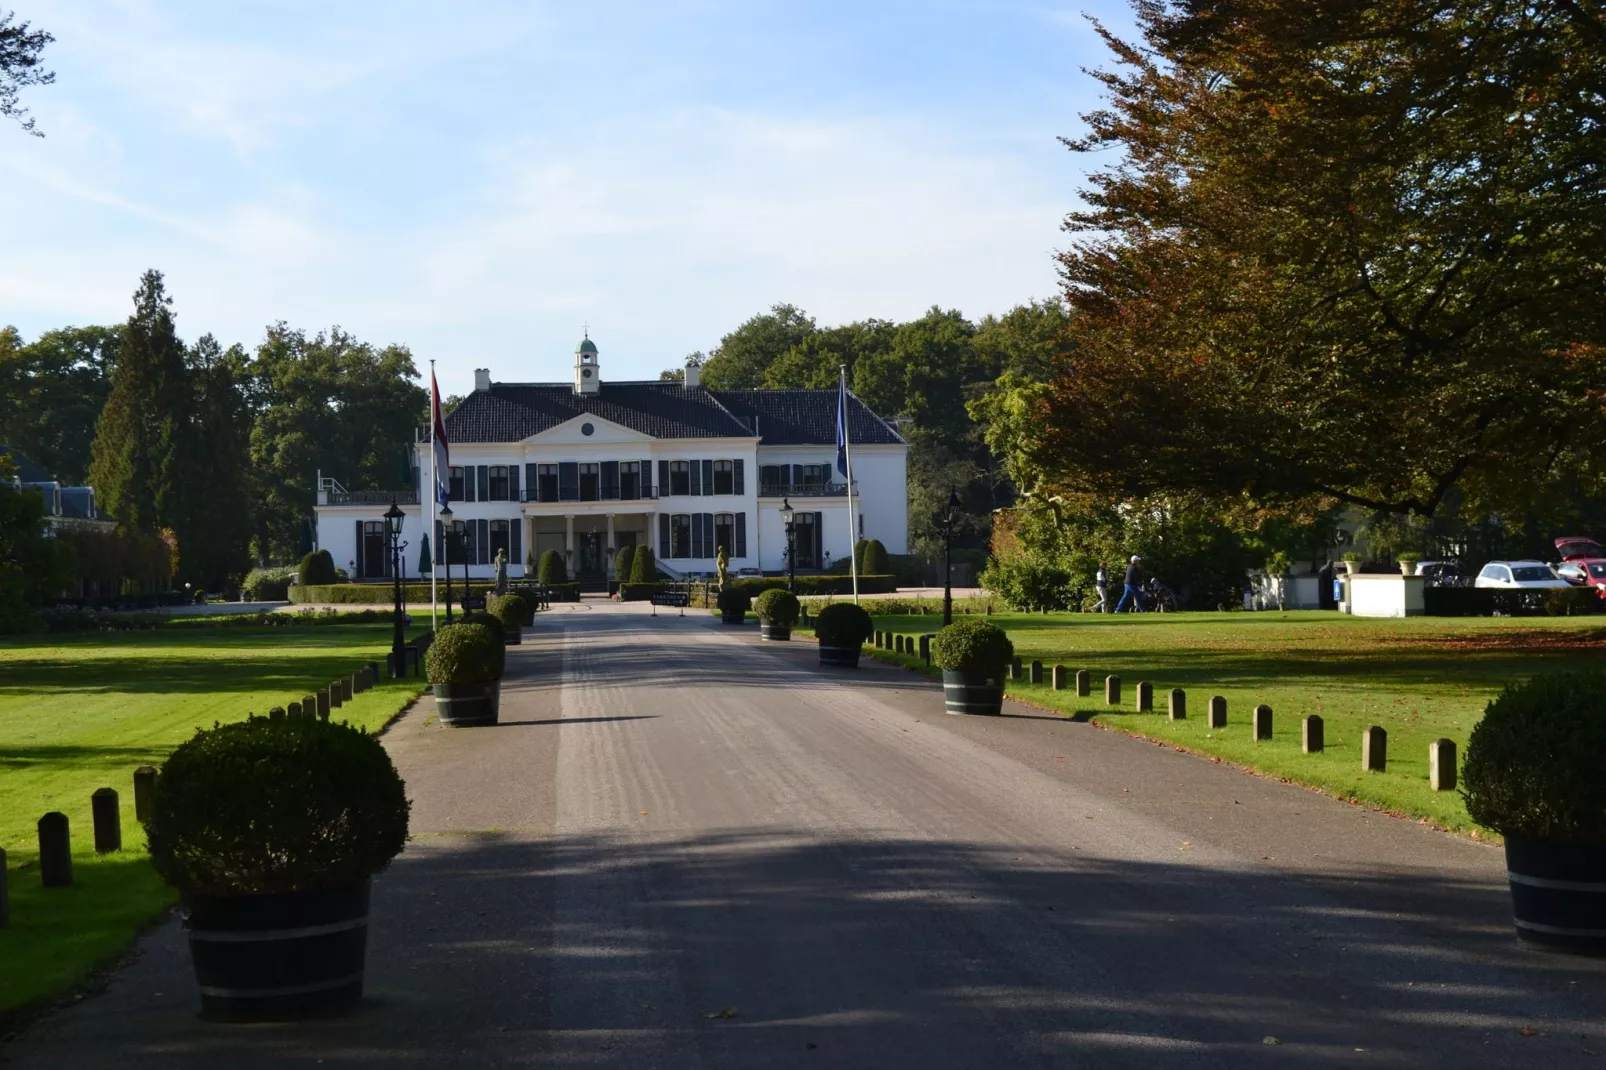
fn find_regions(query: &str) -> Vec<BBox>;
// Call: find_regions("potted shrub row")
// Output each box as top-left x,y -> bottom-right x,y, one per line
485,592 -> 532,645
426,619 -> 504,726
718,587 -> 751,625
1463,669 -> 1606,955
932,619 -> 1013,716
145,715 -> 410,1020
755,588 -> 799,641
814,602 -> 873,667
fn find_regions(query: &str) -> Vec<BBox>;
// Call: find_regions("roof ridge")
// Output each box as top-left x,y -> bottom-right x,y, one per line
697,385 -> 755,437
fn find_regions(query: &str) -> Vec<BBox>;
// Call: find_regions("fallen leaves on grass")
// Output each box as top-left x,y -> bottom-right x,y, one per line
703,1007 -> 739,1019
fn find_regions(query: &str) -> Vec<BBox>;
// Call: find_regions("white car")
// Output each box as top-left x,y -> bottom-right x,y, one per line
1473,560 -> 1571,590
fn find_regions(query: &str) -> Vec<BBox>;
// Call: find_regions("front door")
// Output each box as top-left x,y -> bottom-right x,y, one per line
578,532 -> 604,575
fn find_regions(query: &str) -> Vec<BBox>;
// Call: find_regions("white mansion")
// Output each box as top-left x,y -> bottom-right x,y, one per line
314,338 -> 908,585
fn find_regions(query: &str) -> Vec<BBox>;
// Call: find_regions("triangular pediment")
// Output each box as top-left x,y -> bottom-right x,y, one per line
521,412 -> 654,445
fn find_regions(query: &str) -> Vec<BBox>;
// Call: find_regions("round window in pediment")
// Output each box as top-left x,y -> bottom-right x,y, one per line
581,422 -> 595,436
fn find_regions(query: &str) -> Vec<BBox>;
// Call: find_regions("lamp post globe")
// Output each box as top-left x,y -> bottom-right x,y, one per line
385,500 -> 407,676
440,505 -> 455,624
780,498 -> 796,592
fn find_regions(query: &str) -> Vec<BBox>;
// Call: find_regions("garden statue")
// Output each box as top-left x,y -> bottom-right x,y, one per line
494,548 -> 509,594
716,546 -> 729,588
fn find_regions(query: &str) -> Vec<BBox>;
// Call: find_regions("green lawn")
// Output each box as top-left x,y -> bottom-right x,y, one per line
843,610 -> 1606,835
0,621 -> 427,1022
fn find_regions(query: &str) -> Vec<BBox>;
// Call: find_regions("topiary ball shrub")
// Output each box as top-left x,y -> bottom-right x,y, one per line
630,546 -> 657,584
425,621 -> 503,684
860,539 -> 889,576
486,593 -> 530,630
145,716 -> 409,897
1463,670 -> 1606,843
814,602 -> 873,646
538,549 -> 568,585
297,549 -> 339,587
717,587 -> 752,614
931,618 -> 1014,672
754,588 -> 799,625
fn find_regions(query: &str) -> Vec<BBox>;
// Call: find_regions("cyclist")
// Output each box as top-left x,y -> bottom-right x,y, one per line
1114,554 -> 1145,613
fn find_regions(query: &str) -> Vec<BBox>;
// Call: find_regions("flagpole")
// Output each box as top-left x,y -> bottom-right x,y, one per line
841,364 -> 859,605
429,360 -> 439,633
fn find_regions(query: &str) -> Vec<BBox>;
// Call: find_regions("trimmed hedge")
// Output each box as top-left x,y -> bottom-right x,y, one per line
615,544 -> 636,582
717,587 -> 752,613
243,566 -> 295,601
754,588 -> 799,625
630,546 -> 657,583
814,602 -> 874,646
620,582 -> 662,601
289,582 -> 496,604
1423,586 -> 1599,617
544,582 -> 581,602
425,621 -> 503,684
1464,669 -> 1606,842
486,592 -> 531,630
538,549 -> 568,585
725,574 -> 897,597
931,619 -> 1013,672
297,549 -> 339,587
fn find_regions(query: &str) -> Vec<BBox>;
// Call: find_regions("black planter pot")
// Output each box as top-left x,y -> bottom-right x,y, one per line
818,641 -> 862,668
433,680 -> 501,726
942,669 -> 1004,715
183,879 -> 371,1021
721,610 -> 745,625
504,630 -> 521,646
1504,835 -> 1606,954
759,620 -> 792,641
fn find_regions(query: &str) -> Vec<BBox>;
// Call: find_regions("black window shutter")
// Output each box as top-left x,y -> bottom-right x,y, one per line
602,461 -> 619,500
659,513 -> 671,558
690,514 -> 701,559
736,512 -> 747,557
464,466 -> 476,502
511,517 -> 522,563
509,465 -> 520,502
477,466 -> 489,500
354,521 -> 364,577
462,520 -> 474,566
733,459 -> 744,495
478,519 -> 489,565
658,460 -> 670,495
689,461 -> 701,496
702,460 -> 714,495
642,458 -> 654,497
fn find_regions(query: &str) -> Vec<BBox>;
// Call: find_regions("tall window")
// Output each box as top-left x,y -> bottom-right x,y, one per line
713,460 -> 734,495
579,463 -> 600,501
601,461 -> 620,500
796,512 -> 821,568
489,519 -> 510,560
558,462 -> 579,501
801,464 -> 827,488
671,514 -> 691,557
537,464 -> 559,502
669,461 -> 690,496
488,466 -> 510,502
449,466 -> 467,501
714,513 -> 734,557
620,461 -> 640,500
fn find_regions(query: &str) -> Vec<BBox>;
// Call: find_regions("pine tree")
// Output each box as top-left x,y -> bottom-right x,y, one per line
89,271 -> 192,536
176,335 -> 253,588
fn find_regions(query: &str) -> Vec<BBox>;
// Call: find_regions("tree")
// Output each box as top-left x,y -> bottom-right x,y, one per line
537,548 -> 567,585
89,271 -> 192,536
615,543 -> 635,582
0,483 -> 66,628
179,334 -> 253,588
0,9 -> 52,136
629,545 -> 656,583
700,304 -> 816,389
762,321 -> 895,389
0,324 -> 119,484
1020,0 -> 1606,522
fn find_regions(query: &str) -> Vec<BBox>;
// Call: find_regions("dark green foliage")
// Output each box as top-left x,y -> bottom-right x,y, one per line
538,548 -> 568,585
0,485 -> 68,628
717,587 -> 752,614
753,588 -> 799,625
931,619 -> 1014,672
287,581 -> 494,604
179,334 -> 252,589
979,557 -> 1077,611
699,303 -> 817,389
725,574 -> 897,597
297,549 -> 338,587
813,602 -> 873,646
1425,587 -> 1599,618
425,621 -> 502,684
0,325 -> 118,484
615,544 -> 635,582
619,582 -> 661,601
144,716 -> 410,896
242,566 -> 295,601
630,546 -> 656,583
486,592 -> 531,629
0,10 -> 55,136
858,539 -> 889,576
1463,671 -> 1606,842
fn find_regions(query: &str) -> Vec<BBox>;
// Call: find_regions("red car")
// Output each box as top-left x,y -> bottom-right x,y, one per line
1555,537 -> 1606,598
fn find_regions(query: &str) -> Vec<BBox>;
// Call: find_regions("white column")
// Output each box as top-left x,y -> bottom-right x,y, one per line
565,514 -> 575,572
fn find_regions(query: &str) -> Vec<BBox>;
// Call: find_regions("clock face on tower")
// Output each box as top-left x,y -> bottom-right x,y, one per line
582,368 -> 592,378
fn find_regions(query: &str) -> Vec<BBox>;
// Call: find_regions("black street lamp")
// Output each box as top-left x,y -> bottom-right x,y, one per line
440,505 -> 454,624
780,497 -> 796,592
384,500 -> 407,676
936,489 -> 962,626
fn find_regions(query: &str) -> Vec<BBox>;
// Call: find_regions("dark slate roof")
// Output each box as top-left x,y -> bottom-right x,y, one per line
711,390 -> 905,446
439,382 -> 904,446
60,487 -> 112,521
0,445 -> 54,484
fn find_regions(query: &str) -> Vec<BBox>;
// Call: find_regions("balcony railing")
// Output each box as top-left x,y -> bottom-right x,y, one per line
323,490 -> 419,506
758,482 -> 852,498
520,489 -> 661,504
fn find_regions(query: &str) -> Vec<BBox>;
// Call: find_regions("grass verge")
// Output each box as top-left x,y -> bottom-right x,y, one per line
0,622 -> 427,1023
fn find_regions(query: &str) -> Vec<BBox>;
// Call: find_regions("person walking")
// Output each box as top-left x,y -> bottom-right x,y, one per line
1093,561 -> 1110,613
1114,554 -> 1145,613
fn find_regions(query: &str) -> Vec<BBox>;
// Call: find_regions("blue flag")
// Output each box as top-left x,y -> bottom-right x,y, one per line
836,377 -> 849,478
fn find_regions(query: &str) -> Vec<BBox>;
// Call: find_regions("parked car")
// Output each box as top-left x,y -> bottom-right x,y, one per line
1557,559 -> 1606,598
1474,561 -> 1571,590
1555,536 -> 1605,562
735,568 -> 764,579
1414,560 -> 1464,587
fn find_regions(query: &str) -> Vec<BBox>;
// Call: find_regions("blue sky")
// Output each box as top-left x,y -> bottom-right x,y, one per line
3,1 -> 1135,391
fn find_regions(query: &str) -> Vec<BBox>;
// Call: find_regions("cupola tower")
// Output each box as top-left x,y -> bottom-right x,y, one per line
574,333 -> 599,395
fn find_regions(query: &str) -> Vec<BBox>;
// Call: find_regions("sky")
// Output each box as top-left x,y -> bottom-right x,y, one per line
2,0 -> 1137,392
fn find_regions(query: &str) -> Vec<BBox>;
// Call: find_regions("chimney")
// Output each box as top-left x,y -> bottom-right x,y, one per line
474,368 -> 491,392
683,358 -> 701,388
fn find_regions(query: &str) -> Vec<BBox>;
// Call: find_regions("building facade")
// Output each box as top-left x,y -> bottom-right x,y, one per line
313,339 -> 907,584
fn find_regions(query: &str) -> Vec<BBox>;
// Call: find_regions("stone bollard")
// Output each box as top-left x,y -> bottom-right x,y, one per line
367,661 -> 380,687
1076,670 -> 1090,698
1302,714 -> 1324,753
318,688 -> 333,717
38,812 -> 71,887
1208,696 -> 1227,729
875,631 -> 885,649
1053,665 -> 1067,691
303,694 -> 317,719
92,787 -> 121,854
1363,726 -> 1387,771
1430,738 -> 1456,791
268,706 -> 286,720
133,766 -> 158,823
1105,674 -> 1121,705
353,670 -> 366,695
1030,660 -> 1043,685
343,676 -> 356,701
1011,656 -> 1023,681
1168,688 -> 1186,720
0,846 -> 8,928
330,683 -> 343,709
288,701 -> 302,719
1253,704 -> 1273,740
920,635 -> 932,663
1136,681 -> 1153,712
